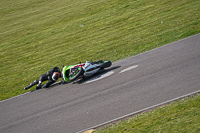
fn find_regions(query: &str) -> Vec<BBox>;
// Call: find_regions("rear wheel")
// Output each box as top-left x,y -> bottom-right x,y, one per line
99,60 -> 112,69
68,67 -> 84,81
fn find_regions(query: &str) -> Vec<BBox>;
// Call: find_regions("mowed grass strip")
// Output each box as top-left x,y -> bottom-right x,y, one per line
94,94 -> 200,133
0,0 -> 200,100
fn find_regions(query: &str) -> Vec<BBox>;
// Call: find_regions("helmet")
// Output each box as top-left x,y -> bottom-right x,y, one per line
52,72 -> 60,81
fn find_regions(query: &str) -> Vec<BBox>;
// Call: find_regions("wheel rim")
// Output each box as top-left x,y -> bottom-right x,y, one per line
69,68 -> 81,78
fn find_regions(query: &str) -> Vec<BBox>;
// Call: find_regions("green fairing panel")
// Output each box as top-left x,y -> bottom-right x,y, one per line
62,65 -> 72,82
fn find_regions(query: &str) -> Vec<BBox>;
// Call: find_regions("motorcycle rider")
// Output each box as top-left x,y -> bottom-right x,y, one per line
24,67 -> 61,90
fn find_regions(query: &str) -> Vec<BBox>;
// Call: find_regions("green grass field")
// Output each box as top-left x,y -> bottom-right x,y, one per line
0,0 -> 200,100
94,94 -> 200,133
1,0 -> 200,132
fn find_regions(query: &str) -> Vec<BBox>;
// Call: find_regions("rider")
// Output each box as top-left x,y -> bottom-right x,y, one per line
24,67 -> 61,90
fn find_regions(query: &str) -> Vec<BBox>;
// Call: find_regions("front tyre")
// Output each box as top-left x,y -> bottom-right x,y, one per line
68,67 -> 84,81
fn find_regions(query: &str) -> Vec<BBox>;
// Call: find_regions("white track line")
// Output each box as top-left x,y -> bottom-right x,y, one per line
119,65 -> 139,73
78,90 -> 200,133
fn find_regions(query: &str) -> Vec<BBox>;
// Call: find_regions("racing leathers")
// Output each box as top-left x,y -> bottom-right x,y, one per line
24,67 -> 61,90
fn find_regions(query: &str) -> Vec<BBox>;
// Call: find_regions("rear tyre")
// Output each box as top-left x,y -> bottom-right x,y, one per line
99,61 -> 112,69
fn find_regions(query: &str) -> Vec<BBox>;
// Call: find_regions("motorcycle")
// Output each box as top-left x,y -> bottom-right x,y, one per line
62,60 -> 112,83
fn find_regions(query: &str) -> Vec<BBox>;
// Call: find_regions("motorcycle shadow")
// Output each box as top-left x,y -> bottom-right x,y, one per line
75,65 -> 121,84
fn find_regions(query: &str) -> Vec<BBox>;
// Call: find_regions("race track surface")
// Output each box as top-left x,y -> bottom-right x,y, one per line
1,34 -> 200,133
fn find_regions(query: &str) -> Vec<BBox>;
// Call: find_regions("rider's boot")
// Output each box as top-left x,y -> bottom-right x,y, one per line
35,83 -> 42,90
24,84 -> 33,90
24,80 -> 38,90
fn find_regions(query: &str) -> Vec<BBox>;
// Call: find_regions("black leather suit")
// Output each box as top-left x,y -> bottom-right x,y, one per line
24,67 -> 61,90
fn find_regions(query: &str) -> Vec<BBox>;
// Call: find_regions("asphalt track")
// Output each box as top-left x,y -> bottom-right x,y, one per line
1,33 -> 200,133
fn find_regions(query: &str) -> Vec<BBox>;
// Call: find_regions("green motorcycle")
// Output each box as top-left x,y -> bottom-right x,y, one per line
62,60 -> 112,82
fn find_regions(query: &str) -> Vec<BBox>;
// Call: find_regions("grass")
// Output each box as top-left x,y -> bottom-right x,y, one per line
94,94 -> 200,133
0,0 -> 200,100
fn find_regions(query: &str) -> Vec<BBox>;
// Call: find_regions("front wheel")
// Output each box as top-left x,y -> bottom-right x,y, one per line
68,67 -> 84,81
